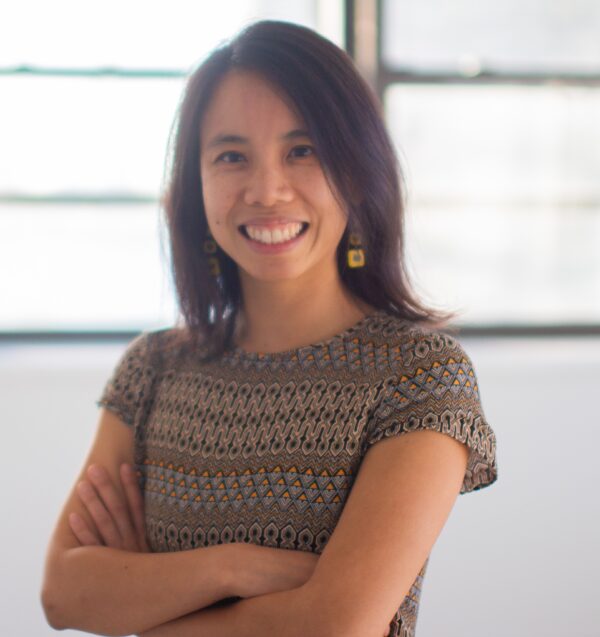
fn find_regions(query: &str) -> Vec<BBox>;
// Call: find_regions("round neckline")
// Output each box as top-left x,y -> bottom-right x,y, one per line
227,308 -> 387,360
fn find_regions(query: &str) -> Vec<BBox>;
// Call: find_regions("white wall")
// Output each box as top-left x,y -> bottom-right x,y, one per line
1,336 -> 598,637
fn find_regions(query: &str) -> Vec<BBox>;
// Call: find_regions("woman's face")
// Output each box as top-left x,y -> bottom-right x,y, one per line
199,70 -> 348,286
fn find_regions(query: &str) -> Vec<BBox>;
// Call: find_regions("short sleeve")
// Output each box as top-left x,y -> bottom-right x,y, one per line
364,329 -> 498,494
96,331 -> 158,429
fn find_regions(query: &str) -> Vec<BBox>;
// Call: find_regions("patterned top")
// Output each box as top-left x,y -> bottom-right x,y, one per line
96,308 -> 497,637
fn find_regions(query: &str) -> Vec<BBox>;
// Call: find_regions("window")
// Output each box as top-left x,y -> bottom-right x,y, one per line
380,0 -> 600,329
0,0 -> 343,333
2,0 -> 597,334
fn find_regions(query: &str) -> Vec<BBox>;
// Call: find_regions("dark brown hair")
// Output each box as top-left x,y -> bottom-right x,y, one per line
160,20 -> 460,360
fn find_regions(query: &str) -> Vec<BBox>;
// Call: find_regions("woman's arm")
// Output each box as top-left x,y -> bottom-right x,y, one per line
59,455 -> 392,637
40,408 -> 236,636
136,578 -> 393,637
136,583 -> 318,637
43,542 -> 235,636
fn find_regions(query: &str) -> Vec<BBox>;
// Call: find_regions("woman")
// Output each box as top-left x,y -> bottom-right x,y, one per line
41,20 -> 497,637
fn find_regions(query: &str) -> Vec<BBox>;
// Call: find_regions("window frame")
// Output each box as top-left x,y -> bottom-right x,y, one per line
0,0 -> 598,339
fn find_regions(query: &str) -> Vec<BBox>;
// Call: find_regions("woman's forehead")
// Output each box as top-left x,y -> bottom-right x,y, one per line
200,70 -> 306,140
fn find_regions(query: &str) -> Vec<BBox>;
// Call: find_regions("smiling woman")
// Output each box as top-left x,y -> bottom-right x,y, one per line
198,69 -> 353,334
161,20 -> 464,361
41,19 -> 497,637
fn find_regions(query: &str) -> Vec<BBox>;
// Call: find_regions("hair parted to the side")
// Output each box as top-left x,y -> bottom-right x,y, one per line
160,19 -> 460,361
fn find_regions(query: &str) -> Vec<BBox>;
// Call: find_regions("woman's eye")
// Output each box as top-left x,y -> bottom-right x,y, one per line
216,151 -> 244,164
214,147 -> 315,164
290,145 -> 315,158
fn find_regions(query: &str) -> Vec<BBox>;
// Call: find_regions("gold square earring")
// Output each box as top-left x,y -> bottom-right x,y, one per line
347,232 -> 365,268
203,229 -> 221,277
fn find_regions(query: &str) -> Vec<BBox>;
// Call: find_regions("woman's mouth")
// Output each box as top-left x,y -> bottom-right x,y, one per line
238,222 -> 309,254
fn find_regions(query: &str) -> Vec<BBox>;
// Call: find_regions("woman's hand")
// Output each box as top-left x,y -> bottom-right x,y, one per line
232,543 -> 319,600
232,543 -> 391,634
68,466 -> 393,634
68,463 -> 149,552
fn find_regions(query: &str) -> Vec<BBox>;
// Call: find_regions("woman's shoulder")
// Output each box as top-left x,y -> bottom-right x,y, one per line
372,310 -> 468,368
115,327 -> 194,372
143,326 -> 197,360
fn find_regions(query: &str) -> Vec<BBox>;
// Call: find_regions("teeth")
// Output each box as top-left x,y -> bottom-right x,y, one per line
245,222 -> 304,245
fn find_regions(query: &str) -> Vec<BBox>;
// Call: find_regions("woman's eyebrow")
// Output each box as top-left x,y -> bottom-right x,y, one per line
205,128 -> 310,149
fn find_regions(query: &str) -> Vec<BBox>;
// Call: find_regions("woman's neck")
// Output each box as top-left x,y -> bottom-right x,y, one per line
233,286 -> 376,355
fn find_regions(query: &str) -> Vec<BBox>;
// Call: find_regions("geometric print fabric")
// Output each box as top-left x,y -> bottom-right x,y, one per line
97,308 -> 497,637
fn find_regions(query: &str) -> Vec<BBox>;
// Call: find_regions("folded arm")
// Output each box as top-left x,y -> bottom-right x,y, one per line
41,412 -> 322,637
145,429 -> 469,637
40,409 -> 236,636
156,430 -> 468,637
49,460 -> 386,637
43,542 -> 236,636
137,583 -> 322,637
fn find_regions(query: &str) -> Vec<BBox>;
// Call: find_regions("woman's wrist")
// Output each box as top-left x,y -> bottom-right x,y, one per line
222,542 -> 320,601
203,541 -> 237,599
220,541 -> 261,599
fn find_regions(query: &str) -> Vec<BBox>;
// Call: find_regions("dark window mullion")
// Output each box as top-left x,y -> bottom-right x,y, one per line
380,68 -> 600,88
0,65 -> 185,78
0,195 -> 156,205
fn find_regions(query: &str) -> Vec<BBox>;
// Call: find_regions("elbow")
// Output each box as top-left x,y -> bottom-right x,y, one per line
41,584 -> 124,636
297,591 -> 380,637
296,582 -> 369,637
40,584 -> 67,631
308,601 -> 389,637
324,623 -> 388,637
315,622 -> 380,637
40,553 -> 68,632
40,552 -> 125,637
41,585 -> 124,636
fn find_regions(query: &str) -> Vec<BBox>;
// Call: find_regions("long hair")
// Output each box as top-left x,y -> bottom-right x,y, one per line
160,20 -> 460,361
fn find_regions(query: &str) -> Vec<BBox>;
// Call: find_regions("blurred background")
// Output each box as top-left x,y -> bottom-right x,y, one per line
1,1 -> 598,636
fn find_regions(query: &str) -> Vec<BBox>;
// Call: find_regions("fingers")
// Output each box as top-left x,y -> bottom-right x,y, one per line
68,511 -> 102,546
76,477 -> 123,548
120,463 -> 150,552
84,464 -> 138,550
72,463 -> 148,552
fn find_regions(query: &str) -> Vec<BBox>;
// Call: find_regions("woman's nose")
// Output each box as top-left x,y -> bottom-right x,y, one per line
243,163 -> 294,207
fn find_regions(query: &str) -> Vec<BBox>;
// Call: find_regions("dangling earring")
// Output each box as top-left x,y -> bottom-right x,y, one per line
203,228 -> 221,277
347,232 -> 365,268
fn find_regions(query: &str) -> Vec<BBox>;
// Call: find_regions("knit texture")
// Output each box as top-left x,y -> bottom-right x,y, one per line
97,309 -> 497,636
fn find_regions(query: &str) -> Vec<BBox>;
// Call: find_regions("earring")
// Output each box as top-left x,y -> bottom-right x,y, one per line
347,232 -> 365,268
203,228 -> 221,277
